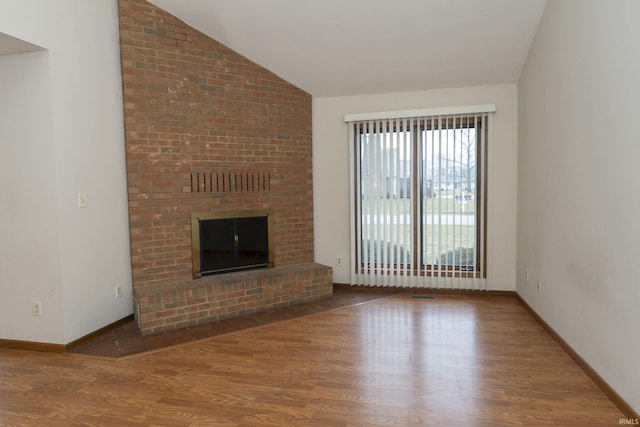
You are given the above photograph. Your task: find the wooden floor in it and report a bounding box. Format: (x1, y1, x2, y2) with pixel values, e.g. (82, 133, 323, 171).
(0, 293, 624, 426)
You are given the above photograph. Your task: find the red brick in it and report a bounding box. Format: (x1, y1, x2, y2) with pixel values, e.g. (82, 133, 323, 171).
(120, 0, 329, 335)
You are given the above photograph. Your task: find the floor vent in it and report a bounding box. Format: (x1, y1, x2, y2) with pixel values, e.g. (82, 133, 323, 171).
(411, 295, 435, 300)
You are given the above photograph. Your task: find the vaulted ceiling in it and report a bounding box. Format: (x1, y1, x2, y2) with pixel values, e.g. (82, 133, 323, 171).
(149, 0, 548, 97)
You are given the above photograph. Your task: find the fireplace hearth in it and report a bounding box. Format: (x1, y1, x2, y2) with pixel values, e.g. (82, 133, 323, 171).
(191, 210, 274, 278)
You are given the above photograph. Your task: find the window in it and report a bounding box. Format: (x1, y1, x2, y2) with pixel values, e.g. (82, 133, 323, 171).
(347, 106, 493, 289)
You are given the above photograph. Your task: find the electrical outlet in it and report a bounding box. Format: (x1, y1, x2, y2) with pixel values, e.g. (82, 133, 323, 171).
(115, 285, 123, 299)
(32, 301, 42, 316)
(525, 268, 529, 283)
(336, 256, 343, 266)
(537, 280, 542, 295)
(78, 193, 87, 208)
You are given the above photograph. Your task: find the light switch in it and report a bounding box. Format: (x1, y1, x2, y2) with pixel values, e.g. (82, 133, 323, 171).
(78, 193, 87, 208)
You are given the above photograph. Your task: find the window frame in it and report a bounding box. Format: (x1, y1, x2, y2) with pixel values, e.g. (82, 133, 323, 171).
(353, 116, 487, 278)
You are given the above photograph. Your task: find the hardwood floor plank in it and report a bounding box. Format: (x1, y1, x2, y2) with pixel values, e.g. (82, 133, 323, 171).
(0, 294, 626, 426)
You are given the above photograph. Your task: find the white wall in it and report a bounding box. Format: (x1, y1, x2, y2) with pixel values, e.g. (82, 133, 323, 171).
(0, 0, 133, 344)
(517, 0, 640, 413)
(314, 84, 518, 290)
(0, 51, 65, 343)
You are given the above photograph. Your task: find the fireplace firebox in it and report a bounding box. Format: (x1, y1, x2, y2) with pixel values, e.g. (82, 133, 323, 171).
(191, 210, 274, 278)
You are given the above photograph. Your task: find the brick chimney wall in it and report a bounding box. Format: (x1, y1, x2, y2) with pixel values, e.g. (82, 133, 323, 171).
(118, 0, 314, 293)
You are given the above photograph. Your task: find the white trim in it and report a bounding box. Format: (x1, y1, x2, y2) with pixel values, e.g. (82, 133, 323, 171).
(485, 112, 494, 290)
(344, 104, 496, 122)
(348, 121, 358, 286)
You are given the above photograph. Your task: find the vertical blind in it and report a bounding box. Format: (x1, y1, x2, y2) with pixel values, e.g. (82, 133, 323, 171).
(346, 105, 494, 289)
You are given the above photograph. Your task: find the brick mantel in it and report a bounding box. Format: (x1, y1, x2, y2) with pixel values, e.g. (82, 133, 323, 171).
(118, 0, 329, 330)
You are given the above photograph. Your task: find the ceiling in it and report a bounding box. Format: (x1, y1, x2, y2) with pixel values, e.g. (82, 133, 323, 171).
(149, 0, 547, 97)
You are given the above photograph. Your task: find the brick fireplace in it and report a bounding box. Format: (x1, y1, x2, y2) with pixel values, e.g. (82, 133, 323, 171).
(118, 0, 332, 334)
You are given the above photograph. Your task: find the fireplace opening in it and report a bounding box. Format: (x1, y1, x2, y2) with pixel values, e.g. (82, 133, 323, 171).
(191, 210, 273, 278)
